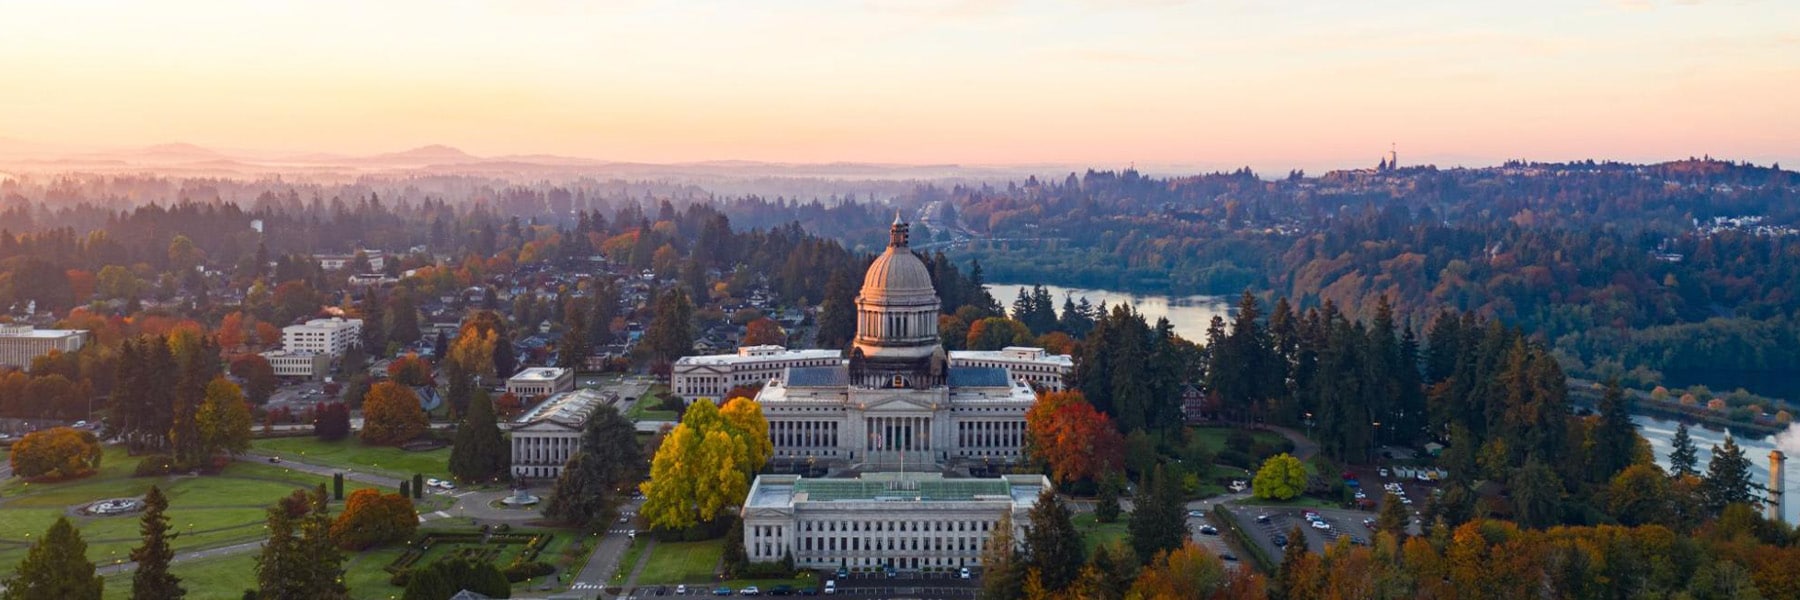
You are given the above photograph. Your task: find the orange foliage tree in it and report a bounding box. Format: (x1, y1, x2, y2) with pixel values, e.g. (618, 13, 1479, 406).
(743, 317, 786, 346)
(329, 488, 418, 550)
(386, 353, 434, 387)
(1129, 541, 1266, 600)
(10, 426, 102, 480)
(360, 381, 427, 445)
(1025, 391, 1124, 485)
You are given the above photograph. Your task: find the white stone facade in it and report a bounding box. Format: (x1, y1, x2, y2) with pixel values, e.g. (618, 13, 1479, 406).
(0, 324, 87, 368)
(506, 367, 574, 398)
(947, 347, 1071, 391)
(671, 345, 841, 404)
(282, 317, 362, 356)
(508, 388, 616, 480)
(741, 473, 1046, 571)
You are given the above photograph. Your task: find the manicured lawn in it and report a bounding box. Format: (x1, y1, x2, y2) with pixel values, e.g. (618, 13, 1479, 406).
(1073, 511, 1129, 555)
(625, 383, 681, 421)
(636, 539, 725, 584)
(102, 552, 259, 600)
(250, 437, 450, 480)
(0, 444, 382, 570)
(1186, 427, 1289, 454)
(613, 536, 649, 584)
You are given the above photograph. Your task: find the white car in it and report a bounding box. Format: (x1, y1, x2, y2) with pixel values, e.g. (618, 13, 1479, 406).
(960, 567, 971, 579)
(677, 585, 688, 595)
(426, 478, 443, 488)
(1378, 468, 1391, 478)
(439, 481, 455, 490)
(824, 581, 836, 595)
(1311, 520, 1331, 530)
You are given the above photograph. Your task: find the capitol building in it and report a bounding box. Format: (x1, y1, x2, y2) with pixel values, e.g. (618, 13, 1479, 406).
(705, 218, 1070, 573)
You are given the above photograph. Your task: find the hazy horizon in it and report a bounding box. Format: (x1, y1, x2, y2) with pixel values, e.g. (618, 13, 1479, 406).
(3, 0, 1796, 171)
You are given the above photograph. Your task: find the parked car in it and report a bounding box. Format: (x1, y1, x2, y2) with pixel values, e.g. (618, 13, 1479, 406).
(1311, 520, 1331, 530)
(823, 580, 837, 595)
(1272, 534, 1289, 547)
(960, 567, 972, 579)
(1255, 514, 1272, 524)
(712, 587, 732, 596)
(1199, 525, 1219, 535)
(1221, 551, 1239, 562)
(676, 584, 687, 595)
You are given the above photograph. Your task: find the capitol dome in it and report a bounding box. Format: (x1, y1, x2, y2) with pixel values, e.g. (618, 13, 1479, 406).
(853, 216, 941, 362)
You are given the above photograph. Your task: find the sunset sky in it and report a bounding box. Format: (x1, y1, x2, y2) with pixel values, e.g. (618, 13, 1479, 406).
(2, 0, 1795, 171)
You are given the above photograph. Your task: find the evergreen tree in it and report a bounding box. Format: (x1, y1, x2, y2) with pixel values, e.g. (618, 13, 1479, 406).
(1669, 422, 1700, 478)
(1094, 479, 1122, 524)
(815, 271, 857, 350)
(1127, 466, 1185, 562)
(256, 487, 347, 600)
(1376, 492, 1410, 540)
(129, 486, 182, 600)
(1022, 489, 1084, 593)
(1703, 435, 1756, 513)
(558, 297, 590, 369)
(543, 405, 646, 531)
(1592, 379, 1638, 482)
(587, 277, 620, 347)
(449, 389, 509, 483)
(641, 287, 694, 364)
(977, 512, 1023, 600)
(1, 517, 102, 600)
(1272, 524, 1310, 600)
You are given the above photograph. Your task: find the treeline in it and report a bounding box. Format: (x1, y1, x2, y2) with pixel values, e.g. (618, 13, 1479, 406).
(930, 160, 1800, 398)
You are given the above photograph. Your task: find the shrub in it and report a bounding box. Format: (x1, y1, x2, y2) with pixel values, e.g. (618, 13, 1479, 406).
(501, 561, 555, 582)
(330, 489, 419, 550)
(134, 454, 176, 477)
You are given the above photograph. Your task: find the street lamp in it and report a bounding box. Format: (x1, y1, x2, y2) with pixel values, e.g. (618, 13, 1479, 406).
(1303, 412, 1315, 441)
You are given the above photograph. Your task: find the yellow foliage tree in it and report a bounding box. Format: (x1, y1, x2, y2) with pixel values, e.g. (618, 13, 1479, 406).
(638, 398, 770, 530)
(197, 377, 253, 457)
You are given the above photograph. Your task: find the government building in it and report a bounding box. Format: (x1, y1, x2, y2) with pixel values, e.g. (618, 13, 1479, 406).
(741, 473, 1047, 572)
(0, 324, 88, 369)
(730, 219, 1064, 572)
(508, 388, 618, 480)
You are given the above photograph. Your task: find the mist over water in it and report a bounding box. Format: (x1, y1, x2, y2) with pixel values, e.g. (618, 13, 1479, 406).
(982, 283, 1232, 342)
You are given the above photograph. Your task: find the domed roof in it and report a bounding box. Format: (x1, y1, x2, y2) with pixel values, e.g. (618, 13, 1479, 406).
(859, 217, 937, 302)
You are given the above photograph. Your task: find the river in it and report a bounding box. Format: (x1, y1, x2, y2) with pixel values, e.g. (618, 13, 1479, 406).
(986, 283, 1800, 521)
(983, 283, 1232, 342)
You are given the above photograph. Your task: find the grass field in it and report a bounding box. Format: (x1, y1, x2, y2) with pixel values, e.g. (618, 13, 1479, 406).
(0, 445, 380, 571)
(636, 539, 725, 584)
(249, 437, 450, 480)
(1073, 511, 1130, 554)
(101, 552, 258, 600)
(625, 383, 681, 421)
(1186, 427, 1290, 454)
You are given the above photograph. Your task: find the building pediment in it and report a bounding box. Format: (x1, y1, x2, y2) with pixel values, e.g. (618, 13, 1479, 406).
(858, 394, 939, 412)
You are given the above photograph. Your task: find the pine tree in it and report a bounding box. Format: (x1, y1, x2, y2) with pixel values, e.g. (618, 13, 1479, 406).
(1592, 379, 1638, 482)
(1703, 435, 1756, 513)
(257, 487, 347, 600)
(977, 512, 1023, 600)
(1376, 492, 1409, 540)
(1669, 422, 1699, 478)
(1128, 466, 1185, 562)
(1022, 489, 1084, 593)
(1094, 479, 1121, 524)
(558, 297, 591, 370)
(449, 389, 509, 483)
(1272, 524, 1310, 600)
(129, 486, 182, 600)
(544, 405, 646, 531)
(1, 517, 102, 600)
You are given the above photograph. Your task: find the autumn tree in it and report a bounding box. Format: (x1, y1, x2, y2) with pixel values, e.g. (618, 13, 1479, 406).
(313, 402, 351, 441)
(544, 405, 645, 531)
(1129, 542, 1264, 600)
(1, 517, 102, 600)
(1253, 453, 1307, 501)
(228, 354, 278, 404)
(743, 317, 786, 347)
(129, 486, 182, 600)
(197, 377, 253, 459)
(1376, 492, 1410, 539)
(978, 511, 1024, 600)
(967, 317, 1032, 351)
(1025, 391, 1124, 485)
(449, 389, 508, 483)
(10, 427, 102, 480)
(329, 489, 418, 550)
(360, 381, 427, 445)
(385, 354, 434, 387)
(639, 398, 770, 530)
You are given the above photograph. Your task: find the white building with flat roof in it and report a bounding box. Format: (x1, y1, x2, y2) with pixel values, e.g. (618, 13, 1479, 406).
(741, 472, 1048, 572)
(506, 367, 574, 398)
(672, 345, 842, 404)
(509, 388, 617, 480)
(947, 347, 1071, 391)
(0, 324, 88, 368)
(314, 251, 385, 272)
(282, 318, 362, 356)
(259, 349, 332, 379)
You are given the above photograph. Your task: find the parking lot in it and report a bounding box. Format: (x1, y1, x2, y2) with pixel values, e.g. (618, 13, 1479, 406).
(1230, 505, 1380, 559)
(1184, 510, 1243, 570)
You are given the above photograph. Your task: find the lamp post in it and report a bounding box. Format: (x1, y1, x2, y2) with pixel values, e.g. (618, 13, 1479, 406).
(1303, 412, 1315, 441)
(1370, 421, 1382, 465)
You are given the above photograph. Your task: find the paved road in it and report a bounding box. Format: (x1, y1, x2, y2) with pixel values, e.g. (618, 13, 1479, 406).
(95, 540, 265, 576)
(567, 498, 647, 598)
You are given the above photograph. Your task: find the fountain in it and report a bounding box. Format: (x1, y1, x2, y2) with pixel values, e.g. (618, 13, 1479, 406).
(84, 498, 144, 516)
(500, 487, 540, 507)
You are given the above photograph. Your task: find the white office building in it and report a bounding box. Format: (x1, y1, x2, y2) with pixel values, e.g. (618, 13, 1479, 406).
(506, 367, 574, 398)
(0, 324, 88, 368)
(314, 251, 385, 272)
(947, 347, 1072, 391)
(672, 346, 842, 404)
(282, 318, 362, 356)
(741, 473, 1047, 571)
(509, 388, 617, 480)
(259, 349, 332, 379)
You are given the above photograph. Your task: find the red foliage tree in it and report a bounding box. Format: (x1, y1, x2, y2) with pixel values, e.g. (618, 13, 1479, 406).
(329, 489, 417, 550)
(313, 402, 352, 441)
(1025, 391, 1125, 485)
(743, 317, 786, 346)
(385, 353, 434, 387)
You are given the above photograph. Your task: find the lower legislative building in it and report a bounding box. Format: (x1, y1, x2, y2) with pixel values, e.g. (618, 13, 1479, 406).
(734, 218, 1063, 572)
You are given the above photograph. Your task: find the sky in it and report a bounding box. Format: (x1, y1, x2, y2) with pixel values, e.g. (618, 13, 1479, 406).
(0, 0, 1795, 172)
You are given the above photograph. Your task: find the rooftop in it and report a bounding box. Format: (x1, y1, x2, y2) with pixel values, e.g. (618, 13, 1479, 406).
(509, 367, 569, 381)
(946, 367, 1011, 388)
(0, 325, 86, 339)
(675, 346, 842, 367)
(948, 347, 1073, 366)
(514, 388, 614, 429)
(745, 473, 1048, 509)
